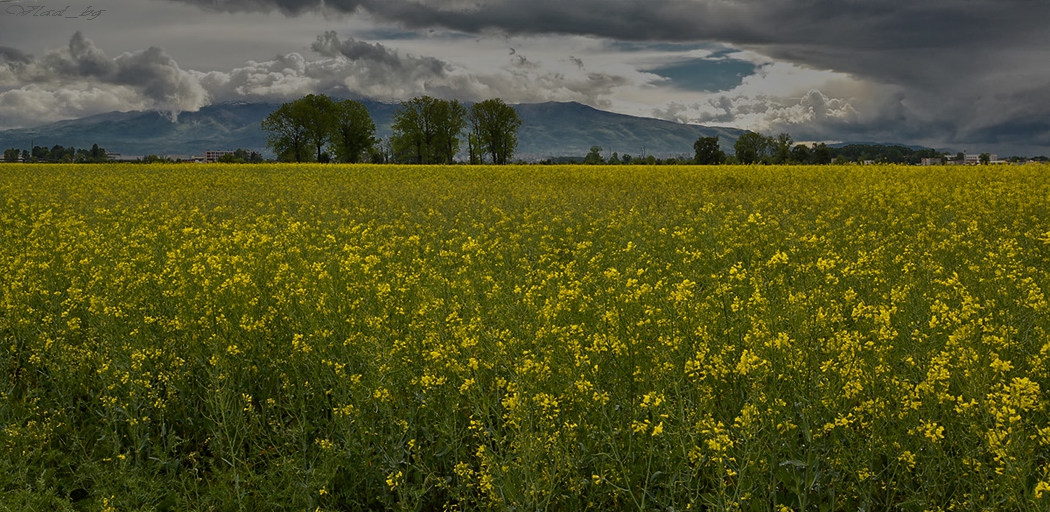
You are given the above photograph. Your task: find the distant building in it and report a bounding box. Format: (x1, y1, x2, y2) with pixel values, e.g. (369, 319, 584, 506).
(921, 157, 943, 166)
(107, 153, 144, 162)
(963, 153, 998, 165)
(204, 150, 235, 163)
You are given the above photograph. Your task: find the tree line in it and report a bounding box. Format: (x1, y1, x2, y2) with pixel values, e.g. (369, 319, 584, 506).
(3, 144, 109, 163)
(135, 150, 264, 164)
(565, 135, 833, 166)
(262, 94, 522, 165)
(832, 144, 946, 165)
(7, 103, 1034, 165)
(576, 135, 987, 166)
(693, 132, 835, 165)
(1, 145, 266, 164)
(728, 132, 833, 165)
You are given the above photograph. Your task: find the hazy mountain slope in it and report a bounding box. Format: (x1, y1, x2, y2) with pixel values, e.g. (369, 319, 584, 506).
(513, 101, 742, 160)
(0, 103, 278, 157)
(0, 100, 743, 160)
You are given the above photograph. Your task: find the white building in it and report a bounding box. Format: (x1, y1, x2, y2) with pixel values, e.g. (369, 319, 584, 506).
(204, 150, 235, 163)
(963, 153, 997, 165)
(107, 153, 144, 162)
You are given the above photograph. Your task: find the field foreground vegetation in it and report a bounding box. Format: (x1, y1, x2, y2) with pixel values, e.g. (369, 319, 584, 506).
(2, 163, 1050, 510)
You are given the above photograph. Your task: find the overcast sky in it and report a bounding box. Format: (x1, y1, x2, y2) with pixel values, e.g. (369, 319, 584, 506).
(1, 0, 1048, 155)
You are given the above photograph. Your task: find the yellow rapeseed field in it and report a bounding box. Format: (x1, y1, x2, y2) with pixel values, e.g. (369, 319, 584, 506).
(1, 163, 1049, 509)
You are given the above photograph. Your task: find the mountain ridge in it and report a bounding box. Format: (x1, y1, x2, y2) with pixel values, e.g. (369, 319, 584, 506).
(0, 100, 744, 160)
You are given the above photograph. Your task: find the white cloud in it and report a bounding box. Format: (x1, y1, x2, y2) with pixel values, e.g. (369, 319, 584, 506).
(636, 55, 870, 138)
(0, 32, 209, 124)
(188, 31, 646, 108)
(0, 84, 152, 129)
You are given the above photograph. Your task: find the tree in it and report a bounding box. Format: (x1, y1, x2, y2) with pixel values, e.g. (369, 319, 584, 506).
(330, 99, 376, 163)
(391, 96, 466, 164)
(584, 146, 604, 164)
(31, 146, 49, 162)
(772, 133, 793, 164)
(392, 97, 429, 164)
(298, 94, 337, 163)
(434, 99, 467, 164)
(262, 101, 312, 163)
(3, 148, 20, 162)
(790, 144, 812, 164)
(233, 148, 263, 163)
(263, 94, 377, 163)
(693, 135, 726, 165)
(734, 131, 769, 165)
(51, 144, 74, 163)
(371, 138, 393, 164)
(467, 98, 522, 165)
(979, 152, 991, 165)
(90, 143, 107, 162)
(828, 143, 938, 165)
(142, 154, 173, 163)
(467, 115, 483, 165)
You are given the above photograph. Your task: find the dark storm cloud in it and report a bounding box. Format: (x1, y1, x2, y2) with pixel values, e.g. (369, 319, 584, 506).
(961, 82, 1050, 149)
(169, 0, 1047, 52)
(164, 0, 1050, 90)
(56, 31, 119, 77)
(169, 0, 364, 16)
(311, 30, 402, 67)
(370, 0, 1049, 101)
(0, 46, 31, 64)
(310, 30, 446, 74)
(165, 0, 1050, 150)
